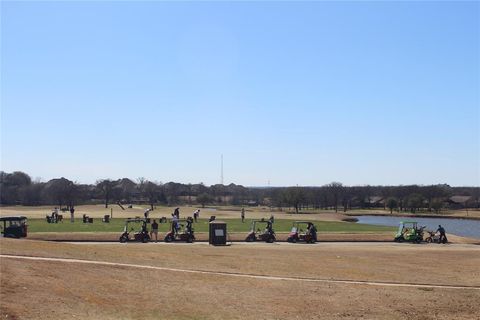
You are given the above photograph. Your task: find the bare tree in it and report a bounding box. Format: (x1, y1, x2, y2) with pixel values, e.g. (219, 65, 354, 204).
(326, 182, 344, 213)
(143, 181, 159, 210)
(197, 193, 213, 208)
(283, 187, 305, 214)
(96, 179, 115, 208)
(42, 177, 76, 208)
(386, 197, 398, 214)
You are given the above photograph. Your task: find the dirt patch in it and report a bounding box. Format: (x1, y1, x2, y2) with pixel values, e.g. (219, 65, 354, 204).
(1, 238, 479, 319)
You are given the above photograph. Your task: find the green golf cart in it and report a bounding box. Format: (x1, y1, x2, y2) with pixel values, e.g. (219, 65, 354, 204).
(394, 221, 425, 243)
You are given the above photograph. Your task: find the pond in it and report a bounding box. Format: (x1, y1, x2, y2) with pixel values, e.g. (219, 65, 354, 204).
(356, 215, 480, 239)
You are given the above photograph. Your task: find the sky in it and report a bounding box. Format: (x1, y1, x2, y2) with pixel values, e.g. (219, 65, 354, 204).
(1, 1, 479, 187)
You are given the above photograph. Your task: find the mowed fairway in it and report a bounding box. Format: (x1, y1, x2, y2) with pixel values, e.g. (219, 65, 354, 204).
(1, 239, 479, 320)
(24, 218, 394, 234)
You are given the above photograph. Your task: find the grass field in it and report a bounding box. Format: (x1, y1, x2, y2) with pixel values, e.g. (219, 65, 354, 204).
(25, 218, 396, 233)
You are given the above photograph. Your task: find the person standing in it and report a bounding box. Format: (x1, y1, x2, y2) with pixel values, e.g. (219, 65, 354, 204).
(70, 207, 75, 223)
(241, 207, 245, 223)
(172, 213, 179, 233)
(437, 225, 448, 244)
(150, 219, 159, 243)
(174, 207, 180, 219)
(307, 222, 317, 242)
(52, 208, 59, 223)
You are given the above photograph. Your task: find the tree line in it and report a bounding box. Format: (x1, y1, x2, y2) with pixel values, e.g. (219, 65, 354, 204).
(1, 171, 478, 213)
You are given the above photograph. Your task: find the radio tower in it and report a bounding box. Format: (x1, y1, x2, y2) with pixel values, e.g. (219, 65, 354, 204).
(221, 154, 224, 185)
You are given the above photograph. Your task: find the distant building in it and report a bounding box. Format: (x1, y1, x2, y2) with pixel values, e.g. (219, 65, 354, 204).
(364, 196, 385, 208)
(244, 200, 258, 207)
(445, 196, 478, 209)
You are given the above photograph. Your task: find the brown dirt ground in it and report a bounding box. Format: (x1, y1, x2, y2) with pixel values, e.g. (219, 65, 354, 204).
(1, 238, 479, 319)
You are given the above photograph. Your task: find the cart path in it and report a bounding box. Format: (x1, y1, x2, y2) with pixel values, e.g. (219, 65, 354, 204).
(62, 241, 479, 248)
(1, 254, 479, 291)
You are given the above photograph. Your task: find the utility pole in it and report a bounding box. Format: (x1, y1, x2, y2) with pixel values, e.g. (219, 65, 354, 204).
(221, 154, 224, 185)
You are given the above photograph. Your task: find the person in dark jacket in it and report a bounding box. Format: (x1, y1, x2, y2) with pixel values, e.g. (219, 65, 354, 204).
(436, 225, 448, 244)
(307, 222, 317, 242)
(150, 219, 159, 242)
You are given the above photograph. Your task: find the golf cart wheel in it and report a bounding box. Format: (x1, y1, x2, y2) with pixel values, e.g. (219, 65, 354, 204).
(119, 235, 128, 243)
(291, 238, 297, 243)
(187, 236, 193, 243)
(164, 235, 173, 243)
(426, 238, 432, 243)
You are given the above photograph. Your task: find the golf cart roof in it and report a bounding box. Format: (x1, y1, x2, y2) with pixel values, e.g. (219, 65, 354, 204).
(0, 216, 27, 221)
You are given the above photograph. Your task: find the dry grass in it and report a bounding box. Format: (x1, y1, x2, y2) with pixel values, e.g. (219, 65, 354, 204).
(1, 238, 479, 319)
(0, 204, 351, 221)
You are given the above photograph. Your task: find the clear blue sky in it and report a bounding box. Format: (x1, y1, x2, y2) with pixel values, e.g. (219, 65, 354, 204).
(1, 1, 479, 186)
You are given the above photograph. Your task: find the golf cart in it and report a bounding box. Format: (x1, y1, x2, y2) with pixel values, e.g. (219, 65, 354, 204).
(245, 219, 276, 243)
(394, 221, 425, 243)
(287, 221, 317, 243)
(164, 217, 195, 243)
(119, 218, 151, 243)
(0, 216, 28, 238)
